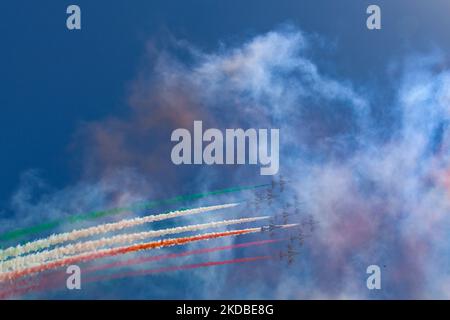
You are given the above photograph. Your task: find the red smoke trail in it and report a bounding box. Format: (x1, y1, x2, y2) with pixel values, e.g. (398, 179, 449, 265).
(0, 282, 41, 299)
(0, 263, 63, 298)
(86, 238, 281, 273)
(0, 256, 271, 299)
(0, 229, 255, 283)
(87, 256, 270, 284)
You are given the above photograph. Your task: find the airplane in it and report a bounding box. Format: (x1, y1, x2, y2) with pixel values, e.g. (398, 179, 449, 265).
(251, 192, 264, 210)
(271, 179, 276, 190)
(289, 229, 308, 246)
(260, 223, 298, 234)
(293, 194, 302, 215)
(266, 188, 274, 205)
(280, 208, 292, 224)
(246, 189, 280, 210)
(271, 203, 299, 224)
(260, 223, 283, 233)
(302, 215, 319, 232)
(270, 175, 287, 192)
(279, 243, 300, 265)
(281, 210, 289, 225)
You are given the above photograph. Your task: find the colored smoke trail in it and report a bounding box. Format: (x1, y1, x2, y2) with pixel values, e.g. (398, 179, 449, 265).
(0, 256, 270, 299)
(2, 216, 268, 272)
(88, 256, 270, 284)
(0, 183, 269, 243)
(86, 238, 281, 272)
(0, 239, 280, 298)
(0, 228, 261, 282)
(0, 282, 40, 299)
(0, 203, 238, 261)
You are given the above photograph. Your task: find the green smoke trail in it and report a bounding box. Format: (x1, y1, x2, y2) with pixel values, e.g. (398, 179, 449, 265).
(0, 183, 270, 243)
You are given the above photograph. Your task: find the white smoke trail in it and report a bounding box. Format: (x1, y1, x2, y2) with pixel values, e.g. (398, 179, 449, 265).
(0, 216, 268, 273)
(0, 203, 238, 261)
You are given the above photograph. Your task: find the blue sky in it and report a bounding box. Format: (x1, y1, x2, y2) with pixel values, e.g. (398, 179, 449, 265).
(1, 1, 450, 299)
